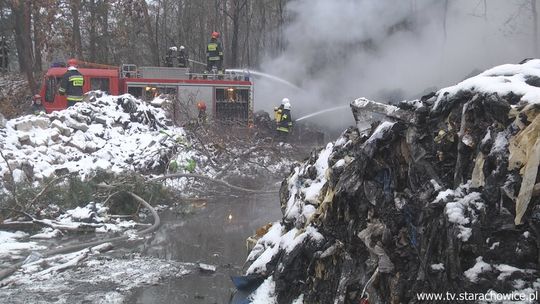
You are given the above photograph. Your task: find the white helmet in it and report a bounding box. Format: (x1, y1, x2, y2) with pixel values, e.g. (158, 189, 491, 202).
(179, 45, 185, 50)
(169, 46, 177, 51)
(284, 102, 291, 110)
(281, 97, 290, 105)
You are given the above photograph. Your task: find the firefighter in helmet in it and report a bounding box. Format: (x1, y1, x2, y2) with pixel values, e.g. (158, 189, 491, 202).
(274, 97, 289, 125)
(165, 46, 177, 67)
(178, 45, 188, 68)
(276, 100, 292, 142)
(197, 101, 207, 125)
(58, 59, 84, 107)
(206, 31, 223, 74)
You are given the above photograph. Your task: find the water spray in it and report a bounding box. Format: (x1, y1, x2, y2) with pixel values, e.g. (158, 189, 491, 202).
(295, 105, 349, 122)
(227, 68, 301, 90)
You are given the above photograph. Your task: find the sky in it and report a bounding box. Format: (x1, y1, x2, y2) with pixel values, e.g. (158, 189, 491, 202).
(253, 0, 537, 130)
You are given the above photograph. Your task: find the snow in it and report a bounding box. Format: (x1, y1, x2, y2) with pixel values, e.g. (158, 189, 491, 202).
(0, 231, 45, 259)
(249, 276, 277, 304)
(431, 263, 445, 271)
(364, 121, 395, 145)
(434, 59, 540, 110)
(247, 223, 284, 274)
(29, 228, 63, 239)
(495, 264, 522, 280)
(283, 143, 333, 223)
(494, 264, 535, 281)
(490, 242, 500, 250)
(465, 256, 492, 283)
(247, 224, 324, 274)
(292, 294, 305, 304)
(333, 159, 345, 168)
(0, 93, 196, 183)
(433, 185, 484, 242)
(1, 252, 193, 303)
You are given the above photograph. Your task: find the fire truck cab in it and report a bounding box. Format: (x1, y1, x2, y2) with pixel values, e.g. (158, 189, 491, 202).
(37, 61, 254, 125)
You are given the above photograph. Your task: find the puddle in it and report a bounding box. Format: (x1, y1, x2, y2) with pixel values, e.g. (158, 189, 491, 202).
(126, 193, 282, 304)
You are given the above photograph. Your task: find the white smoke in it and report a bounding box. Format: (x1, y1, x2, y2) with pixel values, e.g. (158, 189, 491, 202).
(253, 0, 537, 130)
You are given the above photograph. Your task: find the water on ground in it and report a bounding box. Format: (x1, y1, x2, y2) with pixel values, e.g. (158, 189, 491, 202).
(126, 193, 282, 304)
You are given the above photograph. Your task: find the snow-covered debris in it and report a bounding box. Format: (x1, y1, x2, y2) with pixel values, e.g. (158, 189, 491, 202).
(0, 93, 193, 183)
(249, 276, 277, 304)
(0, 252, 193, 303)
(464, 256, 492, 283)
(434, 59, 540, 111)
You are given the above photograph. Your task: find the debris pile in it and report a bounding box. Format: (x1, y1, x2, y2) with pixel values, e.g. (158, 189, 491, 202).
(0, 93, 189, 184)
(243, 60, 540, 303)
(0, 93, 294, 191)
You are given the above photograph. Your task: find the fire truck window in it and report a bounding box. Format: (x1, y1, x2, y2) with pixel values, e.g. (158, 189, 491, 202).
(216, 88, 226, 101)
(128, 87, 143, 98)
(159, 87, 177, 95)
(237, 89, 249, 102)
(90, 78, 110, 93)
(45, 77, 56, 103)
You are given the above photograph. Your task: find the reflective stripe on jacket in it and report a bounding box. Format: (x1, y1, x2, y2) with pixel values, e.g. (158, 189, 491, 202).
(59, 69, 84, 102)
(277, 109, 292, 132)
(207, 39, 223, 61)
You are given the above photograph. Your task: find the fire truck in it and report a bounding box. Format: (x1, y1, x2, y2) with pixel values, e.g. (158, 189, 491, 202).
(35, 60, 254, 125)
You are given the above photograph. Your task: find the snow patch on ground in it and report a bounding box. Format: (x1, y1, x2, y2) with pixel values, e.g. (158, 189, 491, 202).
(0, 253, 193, 303)
(0, 231, 45, 260)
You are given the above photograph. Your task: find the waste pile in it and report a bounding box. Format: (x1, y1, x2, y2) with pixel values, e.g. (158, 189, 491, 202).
(243, 60, 540, 303)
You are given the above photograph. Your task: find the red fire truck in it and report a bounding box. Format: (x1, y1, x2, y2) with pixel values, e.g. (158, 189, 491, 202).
(35, 60, 254, 125)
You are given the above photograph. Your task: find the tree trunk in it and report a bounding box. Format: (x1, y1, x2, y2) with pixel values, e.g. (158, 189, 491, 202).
(89, 0, 97, 61)
(10, 0, 37, 93)
(31, 2, 42, 72)
(100, 0, 110, 64)
(71, 0, 83, 59)
(140, 0, 159, 65)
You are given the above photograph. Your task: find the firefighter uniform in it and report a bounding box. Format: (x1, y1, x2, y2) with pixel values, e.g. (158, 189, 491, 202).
(59, 67, 84, 107)
(206, 38, 223, 73)
(178, 46, 188, 68)
(274, 105, 284, 124)
(276, 106, 292, 141)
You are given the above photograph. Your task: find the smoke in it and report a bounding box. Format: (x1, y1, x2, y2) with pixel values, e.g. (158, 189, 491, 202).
(253, 0, 536, 130)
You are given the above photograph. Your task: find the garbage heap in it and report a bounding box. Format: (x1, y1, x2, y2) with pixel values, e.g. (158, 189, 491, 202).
(245, 60, 540, 303)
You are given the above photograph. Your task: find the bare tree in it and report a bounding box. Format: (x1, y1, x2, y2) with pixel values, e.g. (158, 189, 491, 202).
(9, 0, 37, 93)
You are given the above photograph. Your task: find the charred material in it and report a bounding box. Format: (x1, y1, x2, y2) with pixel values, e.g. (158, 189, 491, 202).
(244, 60, 540, 303)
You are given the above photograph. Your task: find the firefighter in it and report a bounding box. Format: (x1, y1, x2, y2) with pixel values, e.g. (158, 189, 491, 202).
(276, 102, 292, 142)
(178, 45, 188, 68)
(274, 97, 289, 125)
(165, 46, 177, 67)
(58, 59, 84, 107)
(197, 101, 207, 125)
(206, 31, 223, 74)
